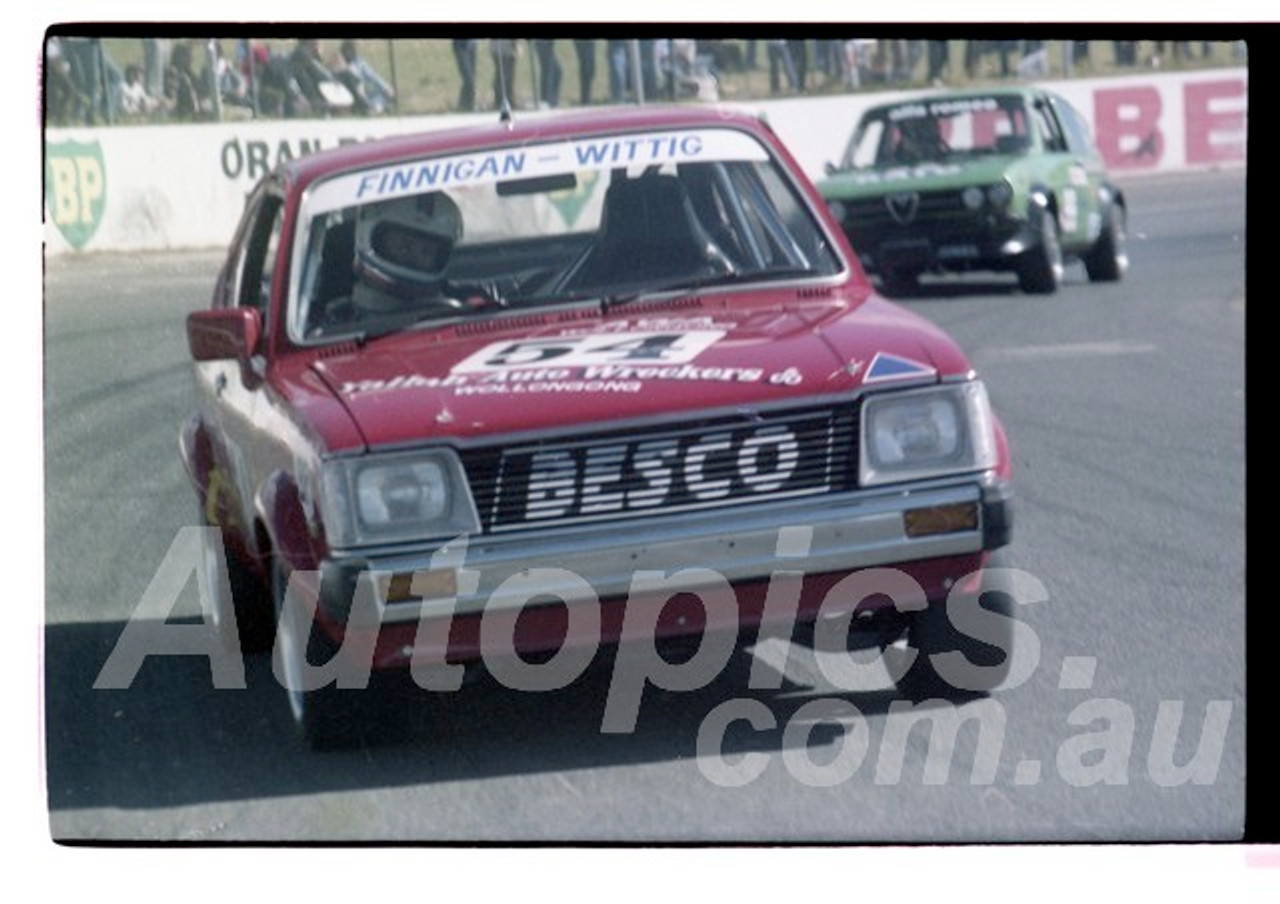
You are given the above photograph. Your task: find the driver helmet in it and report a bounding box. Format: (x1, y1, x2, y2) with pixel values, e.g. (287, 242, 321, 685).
(899, 116, 942, 150)
(351, 192, 463, 312)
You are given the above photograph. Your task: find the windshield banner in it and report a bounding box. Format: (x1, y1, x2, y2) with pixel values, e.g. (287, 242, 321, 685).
(306, 129, 770, 216)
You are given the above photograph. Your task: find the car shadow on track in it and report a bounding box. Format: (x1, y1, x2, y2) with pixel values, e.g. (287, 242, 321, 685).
(44, 616, 984, 815)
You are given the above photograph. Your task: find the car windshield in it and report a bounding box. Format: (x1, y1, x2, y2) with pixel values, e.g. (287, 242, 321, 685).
(843, 95, 1032, 169)
(290, 126, 844, 343)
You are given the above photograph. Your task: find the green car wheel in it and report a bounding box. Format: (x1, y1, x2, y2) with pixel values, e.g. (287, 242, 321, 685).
(1017, 210, 1063, 295)
(1084, 203, 1128, 283)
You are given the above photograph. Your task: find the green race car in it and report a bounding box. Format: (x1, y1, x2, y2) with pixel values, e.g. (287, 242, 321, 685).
(816, 86, 1129, 296)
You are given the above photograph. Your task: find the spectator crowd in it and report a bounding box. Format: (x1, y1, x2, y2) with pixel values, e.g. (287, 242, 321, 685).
(46, 36, 399, 125)
(44, 36, 1245, 128)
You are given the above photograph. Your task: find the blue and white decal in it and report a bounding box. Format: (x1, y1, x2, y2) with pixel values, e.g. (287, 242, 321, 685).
(452, 330, 726, 374)
(305, 129, 770, 216)
(861, 352, 937, 384)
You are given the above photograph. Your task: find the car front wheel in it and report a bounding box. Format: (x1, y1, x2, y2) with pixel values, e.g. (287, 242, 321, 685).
(1017, 210, 1064, 295)
(270, 559, 407, 750)
(1084, 203, 1128, 282)
(893, 557, 1016, 702)
(199, 510, 275, 655)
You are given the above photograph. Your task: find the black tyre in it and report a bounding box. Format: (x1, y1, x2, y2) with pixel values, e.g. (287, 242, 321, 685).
(1084, 203, 1128, 283)
(271, 559, 408, 750)
(893, 558, 1016, 702)
(199, 512, 275, 655)
(1016, 208, 1063, 295)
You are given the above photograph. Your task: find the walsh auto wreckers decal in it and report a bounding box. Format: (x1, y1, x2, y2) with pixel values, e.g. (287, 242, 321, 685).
(339, 319, 806, 398)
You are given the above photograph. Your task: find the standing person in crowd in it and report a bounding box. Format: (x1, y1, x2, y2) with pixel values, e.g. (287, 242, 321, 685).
(235, 39, 297, 117)
(490, 38, 518, 111)
(1017, 40, 1049, 78)
(787, 39, 808, 92)
(842, 40, 875, 89)
(659, 39, 718, 101)
(766, 39, 799, 95)
(289, 39, 351, 116)
(164, 40, 206, 120)
(640, 39, 660, 99)
(143, 38, 169, 100)
(452, 38, 477, 111)
(927, 39, 950, 84)
(62, 37, 123, 124)
(814, 39, 839, 84)
(573, 39, 595, 105)
(335, 39, 395, 114)
(993, 39, 1018, 78)
(45, 38, 86, 124)
(531, 39, 562, 108)
(1072, 41, 1092, 71)
(965, 39, 985, 79)
(607, 39, 630, 103)
(205, 40, 252, 113)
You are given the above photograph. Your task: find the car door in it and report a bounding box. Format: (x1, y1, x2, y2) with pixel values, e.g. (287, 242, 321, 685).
(197, 184, 286, 548)
(1048, 93, 1112, 250)
(1030, 92, 1100, 254)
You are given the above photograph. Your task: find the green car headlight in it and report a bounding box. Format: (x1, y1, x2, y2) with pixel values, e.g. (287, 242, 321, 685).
(321, 449, 480, 548)
(987, 181, 1014, 208)
(962, 186, 986, 210)
(860, 381, 998, 487)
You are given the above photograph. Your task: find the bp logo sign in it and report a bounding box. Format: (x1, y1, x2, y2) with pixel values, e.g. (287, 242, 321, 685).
(45, 140, 106, 250)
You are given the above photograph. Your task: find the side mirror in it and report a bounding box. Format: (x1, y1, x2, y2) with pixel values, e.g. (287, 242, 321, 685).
(824, 161, 837, 176)
(188, 307, 265, 390)
(188, 307, 262, 362)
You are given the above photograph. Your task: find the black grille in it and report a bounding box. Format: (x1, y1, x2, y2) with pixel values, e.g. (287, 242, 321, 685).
(462, 405, 858, 533)
(845, 190, 974, 231)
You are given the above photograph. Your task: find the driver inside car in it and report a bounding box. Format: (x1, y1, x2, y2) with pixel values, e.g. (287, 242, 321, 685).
(888, 116, 949, 165)
(316, 191, 466, 331)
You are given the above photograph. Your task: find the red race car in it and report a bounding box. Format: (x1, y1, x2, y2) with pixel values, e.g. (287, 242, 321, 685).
(181, 106, 1014, 748)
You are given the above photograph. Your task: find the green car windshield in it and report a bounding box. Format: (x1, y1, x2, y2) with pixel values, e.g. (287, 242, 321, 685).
(843, 95, 1033, 169)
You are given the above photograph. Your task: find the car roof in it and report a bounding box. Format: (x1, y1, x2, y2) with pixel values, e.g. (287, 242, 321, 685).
(281, 105, 775, 192)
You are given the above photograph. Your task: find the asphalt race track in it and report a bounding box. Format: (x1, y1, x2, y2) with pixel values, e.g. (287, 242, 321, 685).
(42, 167, 1246, 844)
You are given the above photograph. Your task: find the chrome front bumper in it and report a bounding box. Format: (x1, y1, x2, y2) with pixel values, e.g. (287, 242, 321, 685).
(323, 475, 1011, 629)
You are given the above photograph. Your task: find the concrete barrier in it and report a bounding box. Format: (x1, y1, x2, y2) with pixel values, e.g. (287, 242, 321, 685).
(44, 67, 1246, 255)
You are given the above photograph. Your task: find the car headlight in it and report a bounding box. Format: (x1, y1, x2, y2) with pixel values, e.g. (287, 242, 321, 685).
(320, 449, 480, 548)
(859, 381, 998, 487)
(827, 200, 848, 224)
(987, 181, 1013, 208)
(962, 186, 986, 210)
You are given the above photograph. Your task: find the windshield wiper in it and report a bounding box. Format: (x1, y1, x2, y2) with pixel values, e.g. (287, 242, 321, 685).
(348, 309, 467, 346)
(494, 266, 823, 316)
(347, 284, 515, 345)
(598, 266, 820, 311)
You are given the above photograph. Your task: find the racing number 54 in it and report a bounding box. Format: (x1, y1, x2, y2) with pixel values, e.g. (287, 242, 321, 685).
(476, 331, 724, 369)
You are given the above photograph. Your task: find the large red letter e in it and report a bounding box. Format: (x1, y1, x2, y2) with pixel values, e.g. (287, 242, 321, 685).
(1185, 79, 1246, 165)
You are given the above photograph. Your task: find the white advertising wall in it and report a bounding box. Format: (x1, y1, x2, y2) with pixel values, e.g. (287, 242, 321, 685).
(43, 68, 1246, 256)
